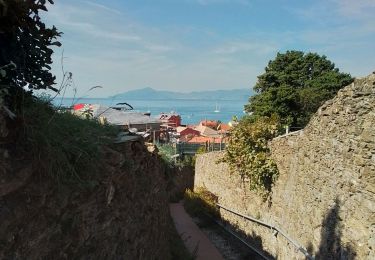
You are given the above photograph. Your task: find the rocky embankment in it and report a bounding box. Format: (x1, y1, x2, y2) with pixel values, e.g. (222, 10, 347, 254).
(0, 130, 171, 259)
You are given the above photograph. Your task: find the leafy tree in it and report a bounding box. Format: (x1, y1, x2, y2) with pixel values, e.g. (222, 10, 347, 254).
(221, 115, 281, 193)
(0, 0, 61, 108)
(245, 51, 353, 127)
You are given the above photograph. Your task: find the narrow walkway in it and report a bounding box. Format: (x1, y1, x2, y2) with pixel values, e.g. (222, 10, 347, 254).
(170, 202, 224, 260)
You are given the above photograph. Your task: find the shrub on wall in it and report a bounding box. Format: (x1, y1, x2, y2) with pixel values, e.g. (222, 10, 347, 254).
(221, 115, 281, 193)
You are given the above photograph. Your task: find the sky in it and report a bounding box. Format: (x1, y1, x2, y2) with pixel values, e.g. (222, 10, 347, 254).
(43, 0, 375, 97)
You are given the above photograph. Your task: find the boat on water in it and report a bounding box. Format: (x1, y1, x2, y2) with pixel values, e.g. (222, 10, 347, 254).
(214, 102, 220, 113)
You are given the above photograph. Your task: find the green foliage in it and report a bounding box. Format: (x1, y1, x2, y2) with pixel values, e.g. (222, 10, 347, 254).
(158, 144, 197, 168)
(158, 144, 176, 165)
(180, 155, 195, 168)
(221, 115, 281, 193)
(245, 50, 353, 127)
(21, 95, 118, 185)
(0, 0, 61, 96)
(184, 187, 219, 218)
(195, 146, 207, 155)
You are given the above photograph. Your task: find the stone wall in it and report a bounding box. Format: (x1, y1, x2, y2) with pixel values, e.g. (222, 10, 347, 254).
(167, 165, 195, 202)
(0, 141, 172, 259)
(195, 73, 375, 259)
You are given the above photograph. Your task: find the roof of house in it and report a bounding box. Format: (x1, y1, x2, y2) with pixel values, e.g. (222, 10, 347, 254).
(159, 113, 181, 120)
(194, 125, 220, 137)
(217, 123, 231, 133)
(186, 136, 226, 144)
(176, 126, 187, 133)
(178, 127, 200, 135)
(199, 120, 218, 128)
(77, 104, 161, 126)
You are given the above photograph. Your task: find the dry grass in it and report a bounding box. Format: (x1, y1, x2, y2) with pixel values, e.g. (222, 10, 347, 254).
(18, 95, 119, 186)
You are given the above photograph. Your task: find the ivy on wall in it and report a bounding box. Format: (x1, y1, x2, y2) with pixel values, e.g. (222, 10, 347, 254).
(220, 115, 281, 194)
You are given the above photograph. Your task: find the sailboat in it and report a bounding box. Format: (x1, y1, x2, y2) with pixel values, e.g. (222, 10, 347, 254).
(214, 102, 220, 113)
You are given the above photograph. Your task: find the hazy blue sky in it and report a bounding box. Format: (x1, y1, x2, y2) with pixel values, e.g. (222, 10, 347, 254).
(44, 0, 375, 97)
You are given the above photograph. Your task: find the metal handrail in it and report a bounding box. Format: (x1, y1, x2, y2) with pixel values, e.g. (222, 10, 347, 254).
(216, 203, 314, 260)
(204, 212, 271, 260)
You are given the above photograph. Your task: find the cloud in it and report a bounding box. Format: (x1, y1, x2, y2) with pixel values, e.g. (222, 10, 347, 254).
(213, 41, 278, 55)
(333, 0, 375, 17)
(187, 0, 251, 6)
(44, 0, 374, 98)
(290, 0, 375, 24)
(283, 0, 375, 75)
(82, 0, 122, 15)
(46, 3, 141, 43)
(44, 0, 187, 96)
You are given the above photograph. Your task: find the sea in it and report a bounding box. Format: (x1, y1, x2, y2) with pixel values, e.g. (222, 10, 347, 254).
(54, 98, 248, 125)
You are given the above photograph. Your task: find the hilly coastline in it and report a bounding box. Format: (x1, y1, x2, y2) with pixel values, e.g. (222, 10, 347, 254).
(111, 87, 252, 101)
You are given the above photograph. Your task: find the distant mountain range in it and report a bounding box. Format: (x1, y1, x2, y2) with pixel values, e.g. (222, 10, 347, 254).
(111, 87, 253, 101)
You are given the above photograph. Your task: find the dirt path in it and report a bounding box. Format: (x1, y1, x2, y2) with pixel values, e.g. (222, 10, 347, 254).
(170, 202, 224, 260)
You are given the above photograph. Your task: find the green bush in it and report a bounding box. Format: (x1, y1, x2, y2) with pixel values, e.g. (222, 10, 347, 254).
(221, 115, 281, 194)
(157, 144, 176, 165)
(183, 187, 219, 218)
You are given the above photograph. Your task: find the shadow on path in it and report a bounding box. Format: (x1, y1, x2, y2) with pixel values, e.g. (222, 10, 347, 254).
(170, 202, 224, 260)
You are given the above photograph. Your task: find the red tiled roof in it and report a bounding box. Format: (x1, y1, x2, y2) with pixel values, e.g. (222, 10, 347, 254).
(180, 128, 200, 137)
(199, 120, 218, 128)
(160, 114, 179, 120)
(187, 136, 227, 144)
(218, 123, 231, 133)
